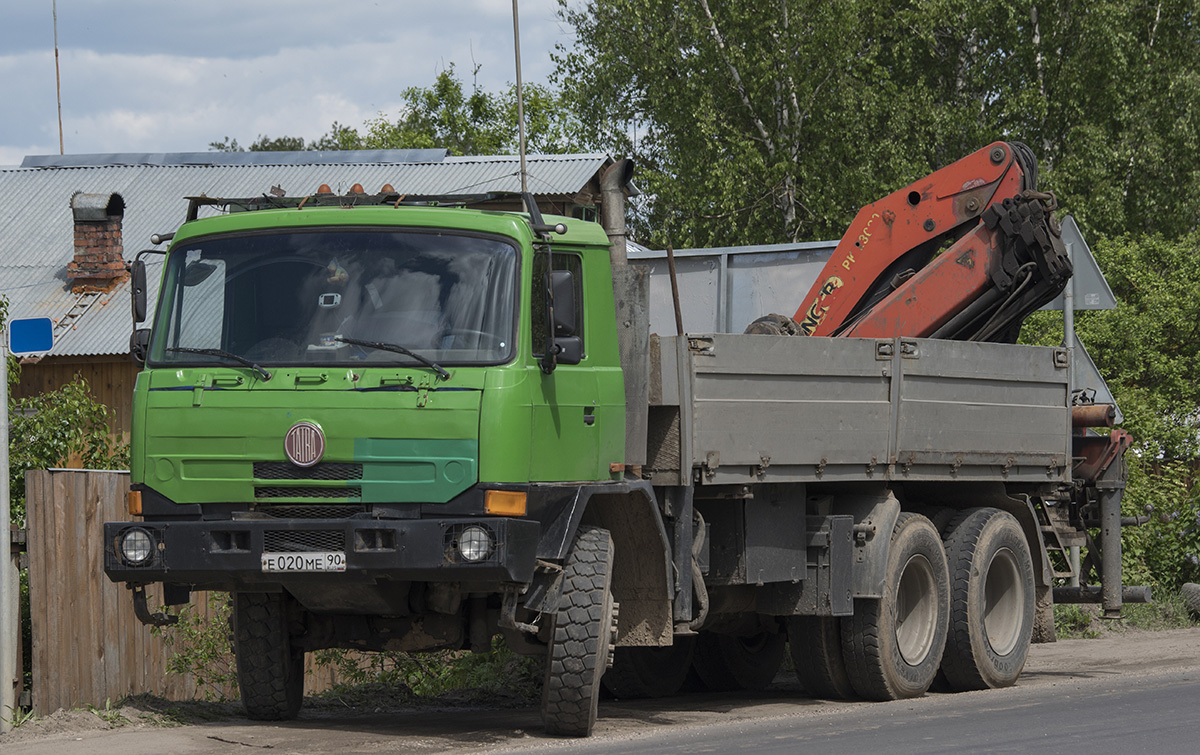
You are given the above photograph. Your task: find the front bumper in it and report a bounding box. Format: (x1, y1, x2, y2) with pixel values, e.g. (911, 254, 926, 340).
(103, 516, 540, 589)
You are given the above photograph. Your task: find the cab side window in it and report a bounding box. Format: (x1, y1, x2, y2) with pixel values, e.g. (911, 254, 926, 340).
(531, 252, 583, 357)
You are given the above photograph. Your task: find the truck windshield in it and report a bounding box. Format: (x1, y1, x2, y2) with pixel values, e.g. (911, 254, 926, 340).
(149, 228, 518, 367)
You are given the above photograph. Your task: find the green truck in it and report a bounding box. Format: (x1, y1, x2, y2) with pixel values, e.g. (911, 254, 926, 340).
(105, 148, 1137, 737)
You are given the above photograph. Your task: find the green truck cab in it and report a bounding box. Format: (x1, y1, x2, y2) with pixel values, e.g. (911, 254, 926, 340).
(105, 194, 660, 735)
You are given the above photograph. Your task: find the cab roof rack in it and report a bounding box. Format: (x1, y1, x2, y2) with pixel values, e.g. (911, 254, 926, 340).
(184, 188, 521, 222)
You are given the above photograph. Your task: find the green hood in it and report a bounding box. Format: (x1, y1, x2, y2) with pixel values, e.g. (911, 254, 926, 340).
(138, 366, 481, 505)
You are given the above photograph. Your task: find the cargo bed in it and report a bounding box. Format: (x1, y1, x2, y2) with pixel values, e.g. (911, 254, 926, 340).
(647, 333, 1071, 487)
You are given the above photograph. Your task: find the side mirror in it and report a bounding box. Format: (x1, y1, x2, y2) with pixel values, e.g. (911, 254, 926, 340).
(131, 259, 147, 323)
(130, 328, 150, 365)
(549, 270, 576, 337)
(554, 336, 583, 365)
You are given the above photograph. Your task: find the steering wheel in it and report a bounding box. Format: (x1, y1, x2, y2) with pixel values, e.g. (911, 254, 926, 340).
(439, 329, 504, 350)
(244, 337, 299, 361)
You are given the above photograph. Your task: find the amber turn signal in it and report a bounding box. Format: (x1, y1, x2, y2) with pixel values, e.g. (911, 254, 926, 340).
(127, 490, 143, 517)
(484, 490, 526, 516)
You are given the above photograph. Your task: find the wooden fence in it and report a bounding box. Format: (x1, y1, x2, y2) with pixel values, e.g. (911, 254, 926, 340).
(25, 468, 341, 714)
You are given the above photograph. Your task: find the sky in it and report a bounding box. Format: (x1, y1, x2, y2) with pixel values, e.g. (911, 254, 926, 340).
(0, 0, 568, 166)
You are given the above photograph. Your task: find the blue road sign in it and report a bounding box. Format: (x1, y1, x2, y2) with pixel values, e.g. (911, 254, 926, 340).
(8, 317, 54, 354)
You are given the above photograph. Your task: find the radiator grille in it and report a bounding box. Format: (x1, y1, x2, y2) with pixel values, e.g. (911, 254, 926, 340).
(254, 462, 363, 481)
(263, 530, 344, 553)
(258, 504, 365, 519)
(254, 486, 361, 500)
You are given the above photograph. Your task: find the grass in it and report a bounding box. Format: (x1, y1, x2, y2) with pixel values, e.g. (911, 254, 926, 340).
(1054, 604, 1103, 639)
(1, 706, 38, 729)
(87, 698, 129, 725)
(1054, 584, 1200, 639)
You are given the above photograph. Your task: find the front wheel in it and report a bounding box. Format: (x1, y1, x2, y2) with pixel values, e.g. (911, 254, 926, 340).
(841, 512, 950, 700)
(233, 591, 304, 720)
(542, 525, 616, 737)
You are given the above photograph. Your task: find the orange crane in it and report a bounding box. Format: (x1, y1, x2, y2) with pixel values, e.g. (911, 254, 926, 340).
(790, 141, 1072, 342)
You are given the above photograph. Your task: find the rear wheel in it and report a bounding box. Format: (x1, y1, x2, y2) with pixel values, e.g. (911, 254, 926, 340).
(541, 526, 616, 737)
(602, 636, 696, 699)
(233, 591, 304, 720)
(841, 512, 950, 700)
(788, 616, 856, 699)
(691, 629, 786, 691)
(940, 508, 1035, 690)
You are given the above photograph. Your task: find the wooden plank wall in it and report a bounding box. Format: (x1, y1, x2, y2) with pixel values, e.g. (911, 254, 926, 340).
(27, 469, 193, 713)
(12, 357, 139, 442)
(26, 469, 344, 714)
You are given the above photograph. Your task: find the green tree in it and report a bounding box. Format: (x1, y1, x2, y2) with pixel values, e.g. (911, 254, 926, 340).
(209, 134, 308, 152)
(1022, 232, 1200, 460)
(1020, 232, 1200, 593)
(1076, 233, 1200, 460)
(555, 0, 1200, 247)
(211, 66, 587, 156)
(350, 66, 583, 154)
(556, 0, 931, 247)
(888, 0, 1200, 239)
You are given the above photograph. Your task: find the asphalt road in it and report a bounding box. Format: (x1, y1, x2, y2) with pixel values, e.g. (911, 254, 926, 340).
(527, 670, 1200, 755)
(4, 628, 1199, 754)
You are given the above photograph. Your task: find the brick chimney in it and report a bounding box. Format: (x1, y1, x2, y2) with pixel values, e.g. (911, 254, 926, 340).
(67, 191, 126, 289)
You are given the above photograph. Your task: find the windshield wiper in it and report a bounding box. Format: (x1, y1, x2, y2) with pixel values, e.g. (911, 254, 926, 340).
(334, 336, 450, 380)
(166, 347, 272, 382)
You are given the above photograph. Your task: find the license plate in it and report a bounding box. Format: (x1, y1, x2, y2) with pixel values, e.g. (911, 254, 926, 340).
(261, 551, 346, 572)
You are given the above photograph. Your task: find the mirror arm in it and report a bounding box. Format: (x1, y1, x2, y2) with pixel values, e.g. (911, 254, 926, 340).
(539, 266, 559, 375)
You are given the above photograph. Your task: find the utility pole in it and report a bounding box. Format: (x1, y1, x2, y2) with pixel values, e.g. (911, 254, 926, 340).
(512, 0, 528, 195)
(1, 329, 13, 732)
(54, 0, 64, 155)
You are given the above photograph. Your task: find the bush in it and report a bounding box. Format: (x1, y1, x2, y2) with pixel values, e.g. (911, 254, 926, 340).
(1121, 458, 1200, 591)
(150, 593, 238, 701)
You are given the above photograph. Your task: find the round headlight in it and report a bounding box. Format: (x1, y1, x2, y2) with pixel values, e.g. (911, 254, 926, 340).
(457, 525, 493, 563)
(120, 528, 154, 565)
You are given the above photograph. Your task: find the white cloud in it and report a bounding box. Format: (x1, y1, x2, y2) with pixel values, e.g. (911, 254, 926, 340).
(2, 1, 566, 159)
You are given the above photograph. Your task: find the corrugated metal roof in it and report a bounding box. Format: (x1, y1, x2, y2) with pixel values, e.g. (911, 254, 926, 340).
(0, 153, 611, 358)
(21, 149, 450, 168)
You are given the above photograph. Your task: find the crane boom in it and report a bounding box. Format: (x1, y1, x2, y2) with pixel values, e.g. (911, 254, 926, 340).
(790, 142, 1071, 342)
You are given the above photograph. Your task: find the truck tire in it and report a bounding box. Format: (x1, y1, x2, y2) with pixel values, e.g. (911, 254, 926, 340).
(233, 591, 304, 720)
(602, 637, 696, 699)
(542, 525, 616, 737)
(1183, 583, 1200, 620)
(788, 616, 856, 699)
(841, 512, 950, 700)
(691, 630, 786, 691)
(940, 508, 1035, 690)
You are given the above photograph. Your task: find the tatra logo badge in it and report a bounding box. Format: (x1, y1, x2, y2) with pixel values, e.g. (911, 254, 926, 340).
(284, 421, 325, 467)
